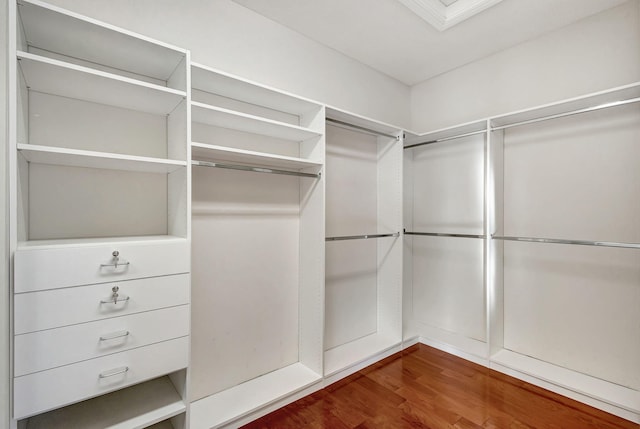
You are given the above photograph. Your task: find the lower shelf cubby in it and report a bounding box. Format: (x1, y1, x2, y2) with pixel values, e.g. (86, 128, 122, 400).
(19, 376, 186, 429)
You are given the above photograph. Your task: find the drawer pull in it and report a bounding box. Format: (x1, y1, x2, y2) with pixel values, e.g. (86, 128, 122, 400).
(98, 366, 129, 379)
(100, 286, 130, 305)
(100, 250, 130, 269)
(99, 330, 130, 341)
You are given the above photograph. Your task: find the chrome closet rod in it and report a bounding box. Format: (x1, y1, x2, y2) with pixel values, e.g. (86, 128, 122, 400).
(404, 231, 484, 239)
(403, 129, 486, 150)
(325, 232, 400, 242)
(493, 235, 640, 250)
(491, 97, 640, 131)
(326, 118, 399, 140)
(191, 160, 320, 178)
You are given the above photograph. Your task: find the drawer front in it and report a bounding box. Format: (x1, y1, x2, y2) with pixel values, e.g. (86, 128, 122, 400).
(14, 336, 189, 419)
(15, 304, 190, 377)
(15, 274, 189, 334)
(14, 239, 189, 293)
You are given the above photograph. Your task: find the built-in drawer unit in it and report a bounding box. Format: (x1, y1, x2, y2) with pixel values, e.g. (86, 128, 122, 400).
(14, 336, 189, 419)
(14, 273, 189, 335)
(15, 304, 190, 376)
(14, 239, 189, 293)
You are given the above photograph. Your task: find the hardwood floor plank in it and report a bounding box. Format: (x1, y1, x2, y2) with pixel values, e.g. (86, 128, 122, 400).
(242, 345, 638, 429)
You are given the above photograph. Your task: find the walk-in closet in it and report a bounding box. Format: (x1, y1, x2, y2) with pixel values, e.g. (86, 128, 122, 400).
(2, 0, 639, 427)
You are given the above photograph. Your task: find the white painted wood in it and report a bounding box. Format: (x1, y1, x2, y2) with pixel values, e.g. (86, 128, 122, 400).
(190, 167, 300, 400)
(14, 338, 189, 419)
(191, 102, 321, 142)
(189, 363, 321, 429)
(191, 62, 322, 120)
(191, 142, 322, 171)
(491, 349, 640, 415)
(14, 238, 188, 292)
(25, 378, 185, 429)
(168, 168, 189, 240)
(18, 144, 185, 173)
(417, 328, 488, 362)
(325, 239, 377, 349)
(503, 241, 640, 391)
(402, 149, 416, 341)
(14, 274, 190, 334)
(18, 0, 187, 83)
(326, 107, 401, 137)
(27, 91, 168, 158)
(411, 133, 484, 234)
(15, 304, 189, 376)
(412, 236, 486, 342)
(324, 333, 401, 379)
(491, 81, 640, 128)
(503, 102, 640, 243)
(18, 51, 185, 115)
(406, 119, 486, 145)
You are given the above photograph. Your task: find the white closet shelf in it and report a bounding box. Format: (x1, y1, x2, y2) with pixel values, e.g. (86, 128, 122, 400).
(491, 349, 640, 415)
(191, 102, 322, 142)
(326, 107, 400, 138)
(191, 142, 322, 172)
(324, 333, 402, 378)
(22, 376, 186, 429)
(490, 82, 640, 129)
(192, 63, 322, 117)
(190, 363, 321, 429)
(18, 0, 186, 81)
(17, 235, 187, 251)
(405, 120, 487, 148)
(17, 51, 186, 115)
(18, 144, 186, 173)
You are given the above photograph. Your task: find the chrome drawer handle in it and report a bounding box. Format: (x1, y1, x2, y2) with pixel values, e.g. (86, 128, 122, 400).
(98, 366, 129, 379)
(100, 251, 130, 269)
(99, 330, 130, 341)
(100, 286, 130, 305)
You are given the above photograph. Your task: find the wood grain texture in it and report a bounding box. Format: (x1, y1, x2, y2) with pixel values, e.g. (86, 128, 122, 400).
(243, 344, 637, 429)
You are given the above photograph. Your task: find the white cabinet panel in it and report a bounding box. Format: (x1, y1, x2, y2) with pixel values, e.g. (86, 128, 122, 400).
(411, 134, 484, 235)
(412, 236, 485, 342)
(14, 274, 189, 334)
(14, 337, 189, 419)
(14, 240, 189, 292)
(504, 241, 640, 391)
(325, 240, 377, 350)
(503, 103, 640, 242)
(15, 305, 189, 376)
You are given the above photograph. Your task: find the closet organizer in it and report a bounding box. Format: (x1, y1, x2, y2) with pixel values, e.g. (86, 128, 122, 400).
(324, 111, 403, 383)
(6, 0, 640, 427)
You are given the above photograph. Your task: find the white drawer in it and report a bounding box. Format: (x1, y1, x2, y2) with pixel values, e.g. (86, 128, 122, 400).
(14, 336, 189, 419)
(15, 274, 189, 334)
(15, 305, 190, 377)
(14, 239, 189, 293)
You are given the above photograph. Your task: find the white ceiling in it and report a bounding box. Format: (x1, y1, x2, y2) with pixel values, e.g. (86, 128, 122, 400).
(232, 0, 628, 86)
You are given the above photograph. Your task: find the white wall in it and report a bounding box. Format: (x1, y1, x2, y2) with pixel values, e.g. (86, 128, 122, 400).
(1, 0, 9, 425)
(411, 0, 640, 131)
(44, 0, 411, 128)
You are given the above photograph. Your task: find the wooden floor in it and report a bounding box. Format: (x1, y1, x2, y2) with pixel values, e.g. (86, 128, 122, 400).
(243, 344, 638, 429)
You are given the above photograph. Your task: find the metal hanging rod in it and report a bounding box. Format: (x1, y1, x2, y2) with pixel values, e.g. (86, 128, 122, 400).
(493, 235, 640, 250)
(403, 129, 486, 150)
(491, 97, 640, 131)
(325, 232, 400, 242)
(404, 231, 485, 239)
(191, 160, 320, 178)
(326, 118, 399, 140)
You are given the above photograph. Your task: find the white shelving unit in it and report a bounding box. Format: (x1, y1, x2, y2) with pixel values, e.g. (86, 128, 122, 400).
(323, 108, 404, 383)
(189, 62, 325, 428)
(9, 1, 191, 428)
(402, 119, 489, 363)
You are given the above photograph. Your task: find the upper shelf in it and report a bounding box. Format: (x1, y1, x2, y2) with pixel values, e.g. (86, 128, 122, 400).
(18, 0, 186, 82)
(18, 144, 186, 174)
(191, 63, 322, 117)
(191, 102, 322, 142)
(191, 142, 322, 172)
(404, 120, 487, 148)
(326, 106, 402, 139)
(490, 82, 640, 129)
(18, 51, 186, 115)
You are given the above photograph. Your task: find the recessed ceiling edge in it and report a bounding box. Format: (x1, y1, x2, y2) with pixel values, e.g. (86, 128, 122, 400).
(396, 0, 506, 31)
